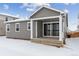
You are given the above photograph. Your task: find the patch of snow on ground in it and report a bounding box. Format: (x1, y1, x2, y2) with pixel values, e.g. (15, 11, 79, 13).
(0, 36, 79, 56)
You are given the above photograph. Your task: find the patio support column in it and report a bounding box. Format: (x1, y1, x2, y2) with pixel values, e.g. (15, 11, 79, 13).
(31, 20, 33, 39)
(59, 15, 63, 41)
(36, 21, 37, 38)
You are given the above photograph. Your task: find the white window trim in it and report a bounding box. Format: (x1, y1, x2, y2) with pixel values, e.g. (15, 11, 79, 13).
(27, 22, 31, 31)
(15, 23, 20, 32)
(6, 24, 10, 32)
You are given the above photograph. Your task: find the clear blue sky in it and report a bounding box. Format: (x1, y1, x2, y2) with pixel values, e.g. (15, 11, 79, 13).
(0, 3, 79, 31)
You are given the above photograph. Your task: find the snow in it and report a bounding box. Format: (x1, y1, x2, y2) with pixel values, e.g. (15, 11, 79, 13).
(0, 36, 79, 56)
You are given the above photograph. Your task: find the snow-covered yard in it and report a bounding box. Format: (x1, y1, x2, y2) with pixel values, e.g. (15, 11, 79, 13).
(0, 36, 79, 56)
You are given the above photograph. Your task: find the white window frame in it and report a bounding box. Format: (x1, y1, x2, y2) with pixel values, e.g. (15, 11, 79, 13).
(6, 24, 10, 32)
(27, 22, 31, 31)
(15, 23, 20, 32)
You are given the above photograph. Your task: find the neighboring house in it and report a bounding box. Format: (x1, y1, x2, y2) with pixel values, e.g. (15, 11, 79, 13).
(0, 13, 19, 36)
(6, 6, 68, 47)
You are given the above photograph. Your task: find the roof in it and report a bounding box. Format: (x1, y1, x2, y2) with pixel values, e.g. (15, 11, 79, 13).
(0, 13, 19, 19)
(5, 19, 30, 23)
(29, 6, 64, 19)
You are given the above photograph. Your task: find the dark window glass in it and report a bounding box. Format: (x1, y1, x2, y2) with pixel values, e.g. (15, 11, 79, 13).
(16, 24, 20, 31)
(7, 24, 10, 31)
(53, 23, 59, 36)
(7, 28, 9, 31)
(16, 28, 19, 31)
(28, 23, 30, 29)
(44, 24, 47, 36)
(6, 17, 8, 21)
(27, 23, 30, 30)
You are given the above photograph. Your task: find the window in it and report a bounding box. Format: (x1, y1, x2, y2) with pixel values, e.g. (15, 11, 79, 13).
(27, 22, 30, 30)
(6, 24, 10, 32)
(15, 23, 20, 32)
(5, 17, 8, 21)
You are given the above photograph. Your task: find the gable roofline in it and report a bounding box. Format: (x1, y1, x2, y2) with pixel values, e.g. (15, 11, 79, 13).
(0, 13, 19, 19)
(29, 6, 64, 19)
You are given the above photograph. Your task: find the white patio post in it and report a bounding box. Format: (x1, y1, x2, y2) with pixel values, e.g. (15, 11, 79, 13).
(59, 15, 63, 41)
(36, 21, 37, 38)
(31, 20, 33, 39)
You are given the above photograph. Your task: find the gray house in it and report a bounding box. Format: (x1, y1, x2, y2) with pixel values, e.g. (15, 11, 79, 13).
(0, 13, 18, 36)
(6, 6, 68, 47)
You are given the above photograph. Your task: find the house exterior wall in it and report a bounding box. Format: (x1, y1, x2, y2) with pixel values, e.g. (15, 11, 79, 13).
(63, 14, 68, 38)
(37, 21, 42, 38)
(0, 15, 16, 21)
(32, 20, 43, 38)
(0, 19, 5, 35)
(6, 17, 16, 21)
(6, 21, 31, 39)
(0, 15, 17, 36)
(32, 21, 36, 38)
(0, 15, 6, 21)
(30, 7, 60, 19)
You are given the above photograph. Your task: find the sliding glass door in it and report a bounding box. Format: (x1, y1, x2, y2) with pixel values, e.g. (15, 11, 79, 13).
(52, 23, 59, 36)
(43, 22, 59, 37)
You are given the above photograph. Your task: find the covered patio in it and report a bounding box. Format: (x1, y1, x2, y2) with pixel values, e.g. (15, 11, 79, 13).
(30, 15, 64, 47)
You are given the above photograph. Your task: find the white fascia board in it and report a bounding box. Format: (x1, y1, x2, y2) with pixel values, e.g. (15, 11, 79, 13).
(29, 6, 64, 19)
(31, 16, 60, 21)
(44, 6, 64, 13)
(28, 6, 43, 19)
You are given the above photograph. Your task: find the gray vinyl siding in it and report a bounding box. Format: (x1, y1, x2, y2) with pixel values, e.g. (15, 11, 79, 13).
(6, 21, 31, 39)
(32, 21, 36, 38)
(0, 15, 18, 36)
(0, 15, 7, 35)
(63, 14, 68, 38)
(37, 21, 43, 38)
(6, 17, 16, 21)
(30, 7, 60, 19)
(32, 21, 43, 38)
(0, 19, 5, 35)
